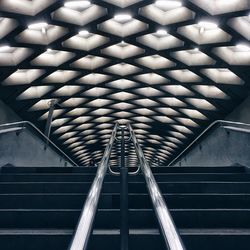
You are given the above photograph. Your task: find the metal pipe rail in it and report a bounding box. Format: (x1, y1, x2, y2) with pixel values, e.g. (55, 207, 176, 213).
(68, 123, 118, 250)
(0, 121, 78, 166)
(127, 124, 186, 250)
(168, 120, 250, 166)
(108, 125, 140, 176)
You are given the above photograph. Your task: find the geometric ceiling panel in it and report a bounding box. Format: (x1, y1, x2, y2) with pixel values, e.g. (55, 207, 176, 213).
(213, 45, 250, 65)
(103, 0, 142, 8)
(190, 0, 249, 15)
(228, 15, 250, 40)
(102, 42, 144, 59)
(178, 22, 232, 45)
(52, 3, 107, 26)
(16, 23, 68, 45)
(0, 0, 249, 166)
(137, 32, 184, 50)
(71, 56, 109, 70)
(0, 17, 18, 39)
(31, 49, 75, 66)
(98, 16, 147, 37)
(0, 0, 56, 16)
(136, 55, 175, 69)
(63, 32, 109, 51)
(140, 2, 194, 25)
(0, 47, 32, 66)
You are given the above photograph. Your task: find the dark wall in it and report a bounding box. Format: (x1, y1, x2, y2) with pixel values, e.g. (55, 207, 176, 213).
(0, 100, 21, 124)
(227, 95, 250, 124)
(172, 95, 250, 167)
(0, 100, 73, 167)
(173, 126, 250, 167)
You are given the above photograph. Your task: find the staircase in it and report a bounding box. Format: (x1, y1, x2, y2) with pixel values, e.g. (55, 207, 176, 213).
(0, 165, 250, 249)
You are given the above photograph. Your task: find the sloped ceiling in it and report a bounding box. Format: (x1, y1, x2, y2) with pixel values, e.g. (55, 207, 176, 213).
(0, 0, 249, 166)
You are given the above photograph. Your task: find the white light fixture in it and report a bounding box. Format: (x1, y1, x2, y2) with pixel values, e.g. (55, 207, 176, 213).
(28, 22, 49, 34)
(194, 47, 199, 52)
(0, 45, 11, 52)
(46, 48, 52, 52)
(198, 21, 218, 33)
(78, 30, 89, 36)
(156, 29, 168, 36)
(114, 14, 132, 23)
(64, 0, 91, 9)
(236, 43, 250, 51)
(155, 0, 182, 9)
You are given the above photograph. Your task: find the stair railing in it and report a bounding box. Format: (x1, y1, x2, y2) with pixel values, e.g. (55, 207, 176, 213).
(168, 120, 250, 166)
(127, 123, 186, 250)
(0, 121, 77, 166)
(68, 123, 118, 250)
(108, 125, 140, 176)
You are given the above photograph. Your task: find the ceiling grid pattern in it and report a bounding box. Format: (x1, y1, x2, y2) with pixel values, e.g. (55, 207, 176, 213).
(0, 0, 249, 166)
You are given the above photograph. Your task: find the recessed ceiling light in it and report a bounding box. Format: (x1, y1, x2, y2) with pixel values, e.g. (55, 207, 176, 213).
(198, 21, 218, 34)
(155, 0, 182, 9)
(114, 14, 132, 23)
(64, 0, 91, 9)
(198, 21, 218, 29)
(28, 22, 48, 34)
(236, 43, 250, 51)
(78, 30, 89, 36)
(0, 45, 11, 52)
(156, 29, 168, 36)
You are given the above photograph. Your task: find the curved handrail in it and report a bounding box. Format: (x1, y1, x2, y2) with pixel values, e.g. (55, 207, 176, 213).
(68, 123, 118, 250)
(0, 121, 78, 167)
(128, 123, 186, 250)
(168, 120, 250, 166)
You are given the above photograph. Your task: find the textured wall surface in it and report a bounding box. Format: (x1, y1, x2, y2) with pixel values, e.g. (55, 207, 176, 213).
(0, 128, 72, 167)
(0, 100, 21, 124)
(174, 126, 250, 167)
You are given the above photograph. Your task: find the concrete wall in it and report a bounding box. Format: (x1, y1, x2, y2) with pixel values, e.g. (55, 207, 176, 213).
(174, 126, 250, 167)
(172, 95, 250, 167)
(0, 100, 73, 167)
(0, 128, 72, 167)
(227, 95, 250, 124)
(0, 100, 21, 124)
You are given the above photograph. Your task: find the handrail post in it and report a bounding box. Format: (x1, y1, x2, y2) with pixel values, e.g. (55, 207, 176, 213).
(44, 99, 57, 146)
(120, 127, 129, 250)
(68, 123, 118, 250)
(127, 123, 186, 250)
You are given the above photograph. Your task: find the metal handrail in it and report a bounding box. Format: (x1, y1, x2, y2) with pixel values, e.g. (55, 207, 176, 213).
(168, 120, 250, 166)
(108, 125, 140, 176)
(0, 121, 78, 167)
(68, 123, 118, 250)
(128, 123, 186, 250)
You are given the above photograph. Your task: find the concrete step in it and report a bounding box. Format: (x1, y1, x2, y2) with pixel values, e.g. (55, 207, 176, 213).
(0, 208, 250, 229)
(0, 229, 249, 250)
(1, 173, 250, 182)
(1, 181, 250, 193)
(0, 193, 249, 209)
(1, 166, 245, 174)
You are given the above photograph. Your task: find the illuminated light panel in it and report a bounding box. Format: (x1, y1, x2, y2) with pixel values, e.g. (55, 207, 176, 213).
(114, 14, 132, 23)
(0, 45, 11, 52)
(28, 22, 48, 33)
(155, 0, 182, 10)
(236, 43, 250, 51)
(156, 29, 168, 36)
(64, 0, 91, 10)
(198, 20, 218, 33)
(78, 30, 90, 36)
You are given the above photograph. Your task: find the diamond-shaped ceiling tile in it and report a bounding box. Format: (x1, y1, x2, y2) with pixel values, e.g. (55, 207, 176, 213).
(0, 0, 249, 166)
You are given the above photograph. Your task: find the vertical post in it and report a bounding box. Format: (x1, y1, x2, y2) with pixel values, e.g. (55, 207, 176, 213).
(45, 100, 57, 138)
(120, 127, 128, 250)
